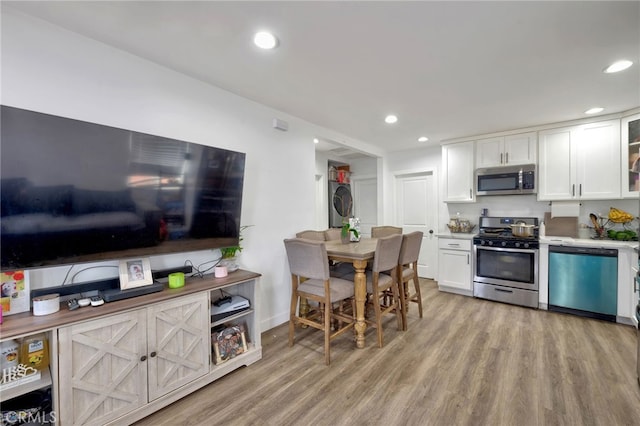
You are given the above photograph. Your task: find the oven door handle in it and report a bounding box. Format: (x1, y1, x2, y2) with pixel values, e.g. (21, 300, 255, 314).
(494, 288, 514, 294)
(474, 245, 537, 254)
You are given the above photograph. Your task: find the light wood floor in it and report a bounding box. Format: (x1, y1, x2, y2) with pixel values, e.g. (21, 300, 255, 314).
(135, 279, 640, 426)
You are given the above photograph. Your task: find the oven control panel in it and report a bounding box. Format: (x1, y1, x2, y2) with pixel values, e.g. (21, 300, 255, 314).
(473, 237, 539, 250)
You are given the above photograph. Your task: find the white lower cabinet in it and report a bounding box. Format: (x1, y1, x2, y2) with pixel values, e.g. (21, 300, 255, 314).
(437, 238, 473, 294)
(58, 292, 209, 425)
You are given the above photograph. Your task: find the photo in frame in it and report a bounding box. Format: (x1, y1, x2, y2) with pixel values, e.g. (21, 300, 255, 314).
(212, 324, 248, 364)
(1, 270, 30, 316)
(119, 258, 153, 290)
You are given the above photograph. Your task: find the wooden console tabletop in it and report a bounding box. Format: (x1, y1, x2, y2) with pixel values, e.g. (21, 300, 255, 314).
(0, 269, 261, 339)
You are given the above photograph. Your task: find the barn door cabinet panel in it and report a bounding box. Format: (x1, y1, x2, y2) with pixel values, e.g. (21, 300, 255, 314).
(58, 292, 210, 425)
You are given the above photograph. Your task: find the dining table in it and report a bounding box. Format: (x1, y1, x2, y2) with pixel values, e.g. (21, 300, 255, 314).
(324, 237, 378, 349)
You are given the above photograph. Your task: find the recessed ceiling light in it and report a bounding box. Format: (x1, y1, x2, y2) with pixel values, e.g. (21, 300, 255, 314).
(604, 60, 633, 73)
(418, 136, 429, 143)
(313, 138, 319, 144)
(384, 115, 398, 124)
(585, 107, 604, 115)
(254, 31, 278, 49)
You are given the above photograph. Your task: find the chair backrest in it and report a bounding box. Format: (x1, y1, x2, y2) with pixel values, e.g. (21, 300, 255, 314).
(372, 234, 403, 273)
(295, 230, 326, 241)
(371, 226, 403, 238)
(284, 238, 330, 280)
(324, 228, 342, 241)
(399, 231, 423, 266)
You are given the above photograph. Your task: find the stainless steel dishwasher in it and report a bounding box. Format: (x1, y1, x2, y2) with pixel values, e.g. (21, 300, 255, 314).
(548, 245, 618, 322)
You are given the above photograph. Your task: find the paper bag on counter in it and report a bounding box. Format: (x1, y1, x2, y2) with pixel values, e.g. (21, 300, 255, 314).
(543, 212, 578, 238)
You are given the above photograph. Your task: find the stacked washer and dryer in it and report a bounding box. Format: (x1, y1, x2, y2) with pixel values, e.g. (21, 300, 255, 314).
(328, 165, 353, 228)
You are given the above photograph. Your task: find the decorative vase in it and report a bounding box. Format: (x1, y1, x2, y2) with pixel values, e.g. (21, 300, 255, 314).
(220, 256, 239, 272)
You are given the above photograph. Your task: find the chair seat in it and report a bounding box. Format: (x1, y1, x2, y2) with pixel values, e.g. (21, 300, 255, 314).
(401, 267, 414, 280)
(299, 278, 355, 302)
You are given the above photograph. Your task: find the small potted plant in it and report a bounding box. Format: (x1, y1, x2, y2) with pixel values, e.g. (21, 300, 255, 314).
(220, 225, 251, 271)
(341, 221, 359, 244)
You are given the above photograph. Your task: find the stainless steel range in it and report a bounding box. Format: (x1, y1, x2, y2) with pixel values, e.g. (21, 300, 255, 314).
(472, 216, 539, 308)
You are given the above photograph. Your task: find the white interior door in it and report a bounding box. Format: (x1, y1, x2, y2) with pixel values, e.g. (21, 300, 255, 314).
(353, 177, 377, 237)
(395, 171, 438, 278)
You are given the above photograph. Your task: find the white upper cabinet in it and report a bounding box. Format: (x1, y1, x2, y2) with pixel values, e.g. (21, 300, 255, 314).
(538, 119, 620, 201)
(621, 113, 640, 198)
(442, 141, 475, 203)
(475, 132, 537, 168)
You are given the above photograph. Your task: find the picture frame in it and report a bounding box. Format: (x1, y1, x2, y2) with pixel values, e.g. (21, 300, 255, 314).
(119, 258, 153, 290)
(212, 324, 248, 364)
(1, 270, 30, 316)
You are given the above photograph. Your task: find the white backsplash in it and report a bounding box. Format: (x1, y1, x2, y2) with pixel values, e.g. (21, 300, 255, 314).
(445, 195, 639, 230)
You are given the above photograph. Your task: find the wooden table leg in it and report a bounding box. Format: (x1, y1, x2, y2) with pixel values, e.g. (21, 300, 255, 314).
(353, 259, 368, 348)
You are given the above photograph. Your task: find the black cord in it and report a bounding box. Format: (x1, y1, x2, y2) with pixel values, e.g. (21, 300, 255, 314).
(61, 264, 75, 286)
(69, 265, 118, 284)
(186, 255, 223, 278)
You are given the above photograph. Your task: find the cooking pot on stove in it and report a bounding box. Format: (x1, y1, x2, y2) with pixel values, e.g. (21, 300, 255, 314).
(510, 222, 537, 237)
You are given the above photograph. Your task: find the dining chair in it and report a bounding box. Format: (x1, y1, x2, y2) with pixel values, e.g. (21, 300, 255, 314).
(283, 238, 356, 365)
(296, 230, 326, 241)
(397, 231, 424, 330)
(322, 228, 354, 278)
(323, 228, 342, 241)
(371, 226, 403, 238)
(345, 233, 403, 347)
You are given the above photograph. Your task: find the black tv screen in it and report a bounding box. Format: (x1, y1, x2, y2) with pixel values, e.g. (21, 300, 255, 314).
(1, 106, 245, 269)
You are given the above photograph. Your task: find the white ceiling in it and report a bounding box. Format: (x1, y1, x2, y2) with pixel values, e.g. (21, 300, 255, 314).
(4, 1, 640, 158)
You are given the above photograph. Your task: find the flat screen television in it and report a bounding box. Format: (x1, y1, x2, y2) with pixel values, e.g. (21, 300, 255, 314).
(1, 105, 245, 270)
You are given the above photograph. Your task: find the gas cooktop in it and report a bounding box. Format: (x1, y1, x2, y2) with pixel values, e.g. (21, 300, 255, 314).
(474, 216, 540, 248)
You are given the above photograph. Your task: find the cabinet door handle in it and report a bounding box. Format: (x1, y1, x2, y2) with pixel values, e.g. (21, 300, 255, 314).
(579, 184, 582, 196)
(572, 184, 575, 196)
(469, 189, 472, 199)
(447, 243, 460, 247)
(467, 254, 470, 265)
(505, 152, 509, 164)
(140, 355, 147, 362)
(150, 351, 157, 358)
(500, 153, 503, 164)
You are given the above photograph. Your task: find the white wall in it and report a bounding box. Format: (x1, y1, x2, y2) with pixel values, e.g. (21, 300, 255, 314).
(0, 9, 379, 331)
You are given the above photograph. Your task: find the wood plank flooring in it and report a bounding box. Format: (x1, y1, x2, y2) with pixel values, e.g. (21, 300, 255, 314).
(134, 279, 640, 426)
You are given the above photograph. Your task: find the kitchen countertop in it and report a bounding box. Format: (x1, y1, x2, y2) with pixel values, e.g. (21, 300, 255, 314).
(436, 233, 475, 240)
(437, 233, 638, 249)
(540, 236, 638, 250)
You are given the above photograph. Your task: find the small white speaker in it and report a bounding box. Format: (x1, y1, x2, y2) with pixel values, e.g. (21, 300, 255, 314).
(272, 118, 289, 131)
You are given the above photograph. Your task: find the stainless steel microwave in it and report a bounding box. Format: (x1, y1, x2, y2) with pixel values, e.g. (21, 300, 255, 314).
(475, 164, 536, 196)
